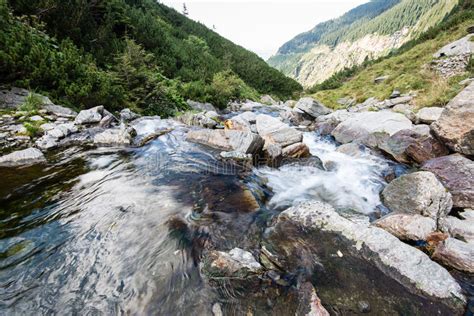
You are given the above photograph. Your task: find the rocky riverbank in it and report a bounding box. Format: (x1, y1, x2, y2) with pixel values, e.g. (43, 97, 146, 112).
(0, 81, 473, 314)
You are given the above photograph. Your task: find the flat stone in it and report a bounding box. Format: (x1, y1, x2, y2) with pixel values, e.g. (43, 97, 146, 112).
(281, 142, 310, 159)
(43, 104, 77, 118)
(295, 97, 332, 118)
(416, 107, 444, 124)
(29, 115, 44, 122)
(0, 148, 46, 167)
(432, 238, 474, 273)
(74, 106, 104, 125)
(431, 82, 474, 155)
(186, 129, 264, 155)
(381, 171, 453, 221)
(422, 154, 474, 209)
(93, 126, 134, 146)
(332, 111, 413, 147)
(374, 213, 436, 241)
(200, 248, 263, 279)
(256, 114, 302, 148)
(35, 135, 59, 150)
(433, 34, 474, 58)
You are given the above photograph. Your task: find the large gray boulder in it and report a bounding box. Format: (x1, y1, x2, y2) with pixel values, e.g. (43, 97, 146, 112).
(381, 171, 453, 221)
(332, 111, 412, 146)
(374, 213, 436, 241)
(431, 82, 474, 155)
(416, 107, 444, 124)
(0, 148, 46, 167)
(0, 87, 29, 109)
(119, 108, 140, 122)
(187, 100, 217, 112)
(422, 154, 474, 209)
(43, 104, 77, 118)
(432, 238, 474, 273)
(74, 106, 104, 125)
(433, 34, 474, 58)
(93, 125, 135, 146)
(265, 201, 465, 313)
(379, 128, 449, 164)
(255, 114, 302, 148)
(186, 129, 264, 155)
(295, 97, 332, 118)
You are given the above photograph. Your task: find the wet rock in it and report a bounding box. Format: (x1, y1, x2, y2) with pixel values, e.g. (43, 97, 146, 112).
(433, 34, 474, 58)
(281, 142, 310, 159)
(336, 143, 367, 158)
(200, 248, 263, 279)
(0, 148, 46, 167)
(295, 97, 332, 119)
(266, 201, 465, 312)
(332, 111, 412, 147)
(43, 104, 77, 118)
(416, 107, 444, 124)
(431, 82, 474, 155)
(374, 213, 436, 241)
(422, 154, 474, 209)
(381, 171, 453, 221)
(93, 125, 135, 146)
(296, 282, 329, 316)
(186, 129, 264, 155)
(211, 303, 223, 316)
(379, 129, 449, 164)
(0, 87, 29, 109)
(264, 143, 283, 167)
(187, 100, 217, 112)
(432, 238, 474, 273)
(219, 151, 252, 161)
(119, 108, 140, 122)
(439, 216, 474, 243)
(256, 114, 302, 148)
(74, 106, 104, 125)
(374, 75, 389, 84)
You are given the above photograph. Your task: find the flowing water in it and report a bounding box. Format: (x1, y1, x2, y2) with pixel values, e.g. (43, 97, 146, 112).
(0, 119, 420, 315)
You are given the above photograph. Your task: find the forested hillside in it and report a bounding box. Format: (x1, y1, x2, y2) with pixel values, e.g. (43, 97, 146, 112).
(0, 0, 302, 116)
(268, 0, 459, 87)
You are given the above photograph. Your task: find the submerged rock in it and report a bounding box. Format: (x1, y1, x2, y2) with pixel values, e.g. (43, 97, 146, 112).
(381, 171, 453, 221)
(264, 201, 465, 313)
(332, 111, 412, 147)
(422, 154, 474, 209)
(200, 248, 263, 279)
(432, 238, 474, 273)
(0, 148, 46, 167)
(431, 82, 474, 155)
(186, 129, 264, 155)
(295, 97, 332, 119)
(374, 213, 436, 241)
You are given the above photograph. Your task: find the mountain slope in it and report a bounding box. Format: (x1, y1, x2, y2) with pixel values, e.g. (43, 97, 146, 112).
(310, 0, 474, 110)
(268, 0, 459, 87)
(0, 0, 302, 115)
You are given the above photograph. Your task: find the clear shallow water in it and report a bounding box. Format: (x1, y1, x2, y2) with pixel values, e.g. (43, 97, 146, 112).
(0, 124, 409, 315)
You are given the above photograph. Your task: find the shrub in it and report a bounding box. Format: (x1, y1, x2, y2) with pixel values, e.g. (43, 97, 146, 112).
(209, 70, 259, 109)
(20, 92, 43, 111)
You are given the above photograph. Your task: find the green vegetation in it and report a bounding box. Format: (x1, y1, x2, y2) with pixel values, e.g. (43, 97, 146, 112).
(20, 93, 43, 112)
(23, 121, 42, 138)
(0, 0, 302, 116)
(310, 1, 474, 110)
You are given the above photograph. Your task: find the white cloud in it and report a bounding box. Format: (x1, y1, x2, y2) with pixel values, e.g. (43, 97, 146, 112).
(160, 0, 368, 59)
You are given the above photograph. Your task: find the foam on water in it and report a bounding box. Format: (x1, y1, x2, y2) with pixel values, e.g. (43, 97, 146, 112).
(257, 133, 392, 214)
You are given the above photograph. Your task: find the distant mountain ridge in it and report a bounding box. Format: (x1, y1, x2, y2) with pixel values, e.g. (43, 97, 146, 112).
(268, 0, 460, 87)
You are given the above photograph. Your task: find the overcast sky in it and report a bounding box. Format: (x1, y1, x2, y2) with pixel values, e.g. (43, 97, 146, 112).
(160, 0, 368, 59)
